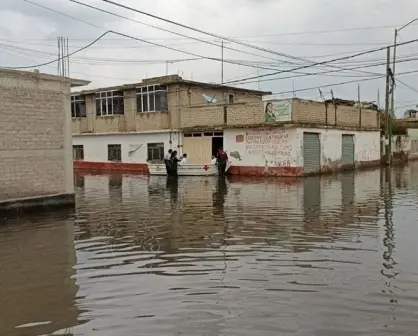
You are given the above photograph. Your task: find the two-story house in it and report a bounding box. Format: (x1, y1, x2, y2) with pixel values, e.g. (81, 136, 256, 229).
(72, 74, 270, 173)
(72, 75, 382, 176)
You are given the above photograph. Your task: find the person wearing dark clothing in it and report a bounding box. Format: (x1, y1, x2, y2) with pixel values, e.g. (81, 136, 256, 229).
(164, 149, 173, 175)
(169, 150, 181, 177)
(216, 147, 228, 177)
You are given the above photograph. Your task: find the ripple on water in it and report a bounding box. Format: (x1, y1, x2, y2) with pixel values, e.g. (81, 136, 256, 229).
(1, 167, 418, 335)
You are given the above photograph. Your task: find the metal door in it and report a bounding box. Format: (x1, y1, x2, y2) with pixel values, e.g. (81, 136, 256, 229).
(303, 133, 321, 174)
(182, 136, 212, 164)
(341, 134, 355, 165)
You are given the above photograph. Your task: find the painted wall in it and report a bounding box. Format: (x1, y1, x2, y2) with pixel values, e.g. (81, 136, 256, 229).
(224, 126, 380, 176)
(225, 127, 299, 167)
(294, 127, 381, 166)
(73, 132, 179, 164)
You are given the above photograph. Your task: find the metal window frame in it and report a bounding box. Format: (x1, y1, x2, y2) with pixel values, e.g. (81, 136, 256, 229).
(95, 90, 124, 116)
(71, 95, 86, 118)
(136, 84, 168, 113)
(107, 144, 122, 161)
(72, 145, 84, 160)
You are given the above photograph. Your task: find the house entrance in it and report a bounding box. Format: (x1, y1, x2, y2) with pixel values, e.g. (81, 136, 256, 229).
(182, 131, 223, 164)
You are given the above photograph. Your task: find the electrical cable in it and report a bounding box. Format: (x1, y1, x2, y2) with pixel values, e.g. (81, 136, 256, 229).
(223, 38, 418, 85)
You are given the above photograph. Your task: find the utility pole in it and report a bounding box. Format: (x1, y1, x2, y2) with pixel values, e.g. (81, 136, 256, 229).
(384, 46, 391, 165)
(390, 17, 418, 119)
(221, 40, 224, 83)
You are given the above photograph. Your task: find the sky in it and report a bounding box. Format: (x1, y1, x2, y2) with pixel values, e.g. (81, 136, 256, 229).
(1, 0, 418, 116)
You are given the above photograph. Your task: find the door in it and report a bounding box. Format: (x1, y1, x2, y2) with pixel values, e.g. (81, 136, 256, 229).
(303, 133, 321, 174)
(341, 134, 355, 165)
(182, 136, 212, 164)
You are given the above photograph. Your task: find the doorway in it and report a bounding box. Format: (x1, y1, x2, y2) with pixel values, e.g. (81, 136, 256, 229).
(212, 135, 223, 157)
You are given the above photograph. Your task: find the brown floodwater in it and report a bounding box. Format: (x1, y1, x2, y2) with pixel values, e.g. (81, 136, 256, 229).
(1, 164, 418, 336)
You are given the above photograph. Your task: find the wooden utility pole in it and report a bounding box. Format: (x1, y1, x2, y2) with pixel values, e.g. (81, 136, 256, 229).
(384, 46, 391, 165)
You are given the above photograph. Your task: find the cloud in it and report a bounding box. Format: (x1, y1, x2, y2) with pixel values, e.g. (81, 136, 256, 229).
(1, 0, 418, 115)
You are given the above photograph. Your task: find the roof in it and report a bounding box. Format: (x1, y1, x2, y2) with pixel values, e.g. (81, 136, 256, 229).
(70, 78, 91, 88)
(72, 74, 271, 95)
(0, 68, 90, 87)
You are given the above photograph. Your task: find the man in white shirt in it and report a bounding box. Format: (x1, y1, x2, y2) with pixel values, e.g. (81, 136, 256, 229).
(164, 149, 172, 174)
(179, 153, 188, 165)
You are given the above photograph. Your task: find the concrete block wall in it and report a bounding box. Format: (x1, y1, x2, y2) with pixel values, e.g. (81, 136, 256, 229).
(292, 99, 379, 128)
(0, 69, 74, 201)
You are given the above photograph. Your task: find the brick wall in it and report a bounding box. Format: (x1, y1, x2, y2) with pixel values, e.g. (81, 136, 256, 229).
(292, 99, 379, 128)
(0, 69, 73, 201)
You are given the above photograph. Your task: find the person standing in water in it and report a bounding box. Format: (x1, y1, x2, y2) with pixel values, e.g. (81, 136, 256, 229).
(169, 150, 181, 177)
(164, 149, 173, 175)
(216, 147, 228, 177)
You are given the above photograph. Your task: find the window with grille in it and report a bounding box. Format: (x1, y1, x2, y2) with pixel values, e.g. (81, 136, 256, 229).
(147, 143, 165, 162)
(96, 91, 124, 116)
(136, 85, 168, 112)
(71, 95, 86, 117)
(72, 145, 84, 160)
(108, 144, 122, 161)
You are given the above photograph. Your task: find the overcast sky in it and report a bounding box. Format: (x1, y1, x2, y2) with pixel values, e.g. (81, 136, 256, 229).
(1, 0, 418, 115)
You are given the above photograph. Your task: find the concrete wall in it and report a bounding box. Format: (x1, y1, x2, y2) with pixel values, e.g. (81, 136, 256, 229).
(225, 126, 381, 176)
(0, 69, 74, 201)
(296, 127, 381, 166)
(72, 131, 179, 164)
(225, 127, 300, 171)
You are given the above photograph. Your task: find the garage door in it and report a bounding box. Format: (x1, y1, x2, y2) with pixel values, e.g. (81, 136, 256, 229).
(303, 133, 321, 174)
(341, 134, 355, 165)
(182, 136, 212, 164)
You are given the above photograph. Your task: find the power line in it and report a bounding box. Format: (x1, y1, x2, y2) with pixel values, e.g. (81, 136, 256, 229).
(223, 37, 418, 85)
(395, 78, 418, 94)
(19, 0, 375, 78)
(18, 0, 316, 73)
(90, 0, 377, 76)
(0, 31, 111, 69)
(268, 68, 418, 96)
(64, 0, 304, 67)
(225, 55, 418, 85)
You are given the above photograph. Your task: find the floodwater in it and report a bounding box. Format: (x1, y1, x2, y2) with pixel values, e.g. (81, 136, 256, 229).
(1, 165, 418, 336)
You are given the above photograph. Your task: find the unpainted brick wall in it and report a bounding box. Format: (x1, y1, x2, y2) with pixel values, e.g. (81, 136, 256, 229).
(0, 70, 71, 201)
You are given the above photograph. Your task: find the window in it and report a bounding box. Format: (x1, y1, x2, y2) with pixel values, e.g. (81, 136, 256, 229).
(228, 94, 234, 104)
(96, 91, 124, 116)
(73, 145, 84, 160)
(147, 143, 164, 162)
(136, 85, 168, 112)
(108, 144, 122, 161)
(71, 95, 86, 117)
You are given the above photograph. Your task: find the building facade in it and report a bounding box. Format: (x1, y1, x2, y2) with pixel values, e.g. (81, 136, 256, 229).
(0, 68, 89, 210)
(72, 75, 381, 176)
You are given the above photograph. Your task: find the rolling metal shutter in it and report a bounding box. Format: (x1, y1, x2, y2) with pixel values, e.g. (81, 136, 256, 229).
(303, 133, 321, 174)
(341, 134, 355, 165)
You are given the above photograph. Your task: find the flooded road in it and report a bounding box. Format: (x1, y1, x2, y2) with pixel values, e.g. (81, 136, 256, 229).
(1, 165, 418, 336)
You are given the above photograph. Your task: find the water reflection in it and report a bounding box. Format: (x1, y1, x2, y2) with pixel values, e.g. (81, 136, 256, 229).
(2, 165, 418, 335)
(0, 210, 79, 336)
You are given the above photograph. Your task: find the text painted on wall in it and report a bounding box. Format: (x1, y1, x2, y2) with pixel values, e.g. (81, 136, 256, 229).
(245, 128, 293, 166)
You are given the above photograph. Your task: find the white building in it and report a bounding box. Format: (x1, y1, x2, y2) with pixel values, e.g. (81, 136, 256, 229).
(71, 75, 381, 176)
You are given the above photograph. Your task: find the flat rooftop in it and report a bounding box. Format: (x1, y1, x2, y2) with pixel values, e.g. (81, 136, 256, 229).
(72, 74, 272, 95)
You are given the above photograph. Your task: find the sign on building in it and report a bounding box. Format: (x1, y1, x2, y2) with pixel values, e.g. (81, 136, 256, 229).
(264, 99, 292, 122)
